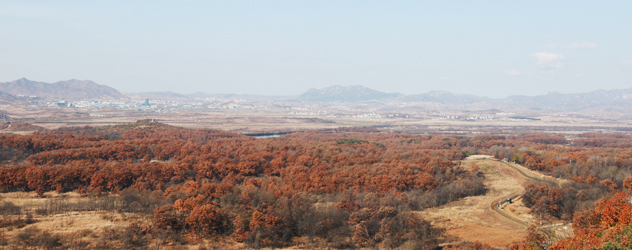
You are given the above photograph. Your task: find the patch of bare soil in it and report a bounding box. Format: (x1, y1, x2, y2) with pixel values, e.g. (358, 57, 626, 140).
(464, 155, 494, 161)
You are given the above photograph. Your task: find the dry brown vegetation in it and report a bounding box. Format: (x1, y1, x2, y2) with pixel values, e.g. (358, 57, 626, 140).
(1, 121, 632, 249)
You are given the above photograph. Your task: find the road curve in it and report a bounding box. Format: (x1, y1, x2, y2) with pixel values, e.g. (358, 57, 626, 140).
(489, 160, 561, 227)
(491, 193, 526, 226)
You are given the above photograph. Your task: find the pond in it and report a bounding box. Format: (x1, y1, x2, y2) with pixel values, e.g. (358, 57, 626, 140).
(253, 134, 281, 139)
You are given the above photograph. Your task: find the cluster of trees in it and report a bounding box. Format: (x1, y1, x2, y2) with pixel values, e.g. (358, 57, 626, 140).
(515, 133, 568, 145)
(550, 191, 632, 249)
(0, 130, 477, 198)
(333, 126, 380, 133)
(571, 132, 632, 148)
(510, 191, 632, 250)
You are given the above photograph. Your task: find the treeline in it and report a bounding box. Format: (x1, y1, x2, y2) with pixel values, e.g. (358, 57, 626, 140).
(571, 132, 632, 148)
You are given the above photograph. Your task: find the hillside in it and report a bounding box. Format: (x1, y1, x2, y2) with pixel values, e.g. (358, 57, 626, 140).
(0, 78, 126, 100)
(297, 85, 400, 102)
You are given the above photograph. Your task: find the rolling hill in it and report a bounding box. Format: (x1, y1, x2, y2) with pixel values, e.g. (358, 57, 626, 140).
(0, 78, 126, 100)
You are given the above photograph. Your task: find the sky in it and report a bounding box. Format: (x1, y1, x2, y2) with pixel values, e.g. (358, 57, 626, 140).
(0, 1, 631, 98)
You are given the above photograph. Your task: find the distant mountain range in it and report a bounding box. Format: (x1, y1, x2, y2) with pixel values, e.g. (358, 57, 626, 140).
(0, 78, 125, 100)
(297, 85, 401, 102)
(1, 78, 632, 111)
(296, 85, 632, 111)
(400, 91, 492, 104)
(499, 90, 632, 110)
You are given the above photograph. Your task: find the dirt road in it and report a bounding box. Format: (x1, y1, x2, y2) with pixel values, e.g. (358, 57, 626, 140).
(418, 155, 558, 247)
(490, 161, 562, 227)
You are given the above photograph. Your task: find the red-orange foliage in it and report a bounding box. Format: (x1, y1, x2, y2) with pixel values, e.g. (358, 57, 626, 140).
(548, 192, 632, 249)
(516, 133, 567, 145)
(186, 204, 223, 235)
(624, 176, 632, 190)
(154, 205, 185, 231)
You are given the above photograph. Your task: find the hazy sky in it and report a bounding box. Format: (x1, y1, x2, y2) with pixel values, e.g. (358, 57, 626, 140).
(1, 1, 631, 98)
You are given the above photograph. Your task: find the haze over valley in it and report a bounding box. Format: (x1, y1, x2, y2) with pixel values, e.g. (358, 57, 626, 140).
(1, 78, 631, 137)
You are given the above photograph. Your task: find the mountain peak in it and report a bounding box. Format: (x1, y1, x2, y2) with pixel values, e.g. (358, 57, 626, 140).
(0, 78, 125, 100)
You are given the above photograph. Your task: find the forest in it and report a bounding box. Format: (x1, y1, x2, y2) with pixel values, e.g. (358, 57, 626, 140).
(0, 120, 631, 249)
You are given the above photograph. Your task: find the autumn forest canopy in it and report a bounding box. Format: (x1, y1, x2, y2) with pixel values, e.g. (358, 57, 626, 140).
(1, 121, 632, 249)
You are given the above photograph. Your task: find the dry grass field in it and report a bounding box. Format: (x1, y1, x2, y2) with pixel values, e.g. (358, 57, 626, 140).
(0, 191, 246, 249)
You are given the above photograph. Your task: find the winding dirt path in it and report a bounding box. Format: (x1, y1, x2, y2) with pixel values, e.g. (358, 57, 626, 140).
(418, 155, 561, 247)
(490, 161, 562, 227)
